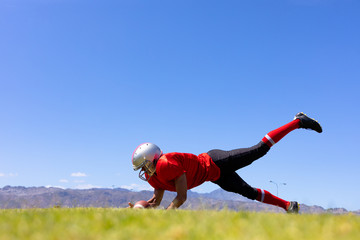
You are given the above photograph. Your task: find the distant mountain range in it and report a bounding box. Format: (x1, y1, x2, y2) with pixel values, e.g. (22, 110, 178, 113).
(1, 186, 358, 215)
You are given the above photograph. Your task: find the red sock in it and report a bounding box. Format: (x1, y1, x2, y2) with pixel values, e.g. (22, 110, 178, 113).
(261, 119, 300, 147)
(256, 188, 289, 211)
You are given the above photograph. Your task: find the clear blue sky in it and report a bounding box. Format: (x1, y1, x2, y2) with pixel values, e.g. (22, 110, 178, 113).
(1, 0, 359, 211)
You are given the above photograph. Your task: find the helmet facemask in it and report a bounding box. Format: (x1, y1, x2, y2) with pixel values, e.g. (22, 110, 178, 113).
(138, 160, 156, 181)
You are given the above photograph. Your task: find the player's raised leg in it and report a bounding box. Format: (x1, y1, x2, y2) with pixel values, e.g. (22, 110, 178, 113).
(262, 112, 322, 148)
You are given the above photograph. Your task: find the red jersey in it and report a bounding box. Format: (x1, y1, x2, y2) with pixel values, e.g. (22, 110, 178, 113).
(147, 152, 220, 192)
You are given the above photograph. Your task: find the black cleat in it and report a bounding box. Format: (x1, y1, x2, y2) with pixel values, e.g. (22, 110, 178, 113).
(287, 201, 299, 214)
(294, 112, 322, 133)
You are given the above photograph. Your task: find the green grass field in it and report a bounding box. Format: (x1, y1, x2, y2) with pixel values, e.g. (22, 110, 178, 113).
(0, 208, 359, 240)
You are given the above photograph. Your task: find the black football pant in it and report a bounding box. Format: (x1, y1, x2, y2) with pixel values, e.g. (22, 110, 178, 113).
(208, 141, 270, 200)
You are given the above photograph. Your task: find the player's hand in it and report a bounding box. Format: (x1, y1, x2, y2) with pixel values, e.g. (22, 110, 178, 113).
(148, 202, 158, 208)
(127, 202, 134, 208)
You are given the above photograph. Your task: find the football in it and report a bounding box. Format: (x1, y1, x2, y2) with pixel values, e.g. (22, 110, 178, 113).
(133, 200, 150, 209)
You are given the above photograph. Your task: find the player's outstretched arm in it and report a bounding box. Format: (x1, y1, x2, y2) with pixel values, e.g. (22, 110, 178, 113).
(167, 173, 187, 210)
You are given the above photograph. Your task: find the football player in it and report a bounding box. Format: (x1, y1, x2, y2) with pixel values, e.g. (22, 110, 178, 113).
(130, 113, 322, 213)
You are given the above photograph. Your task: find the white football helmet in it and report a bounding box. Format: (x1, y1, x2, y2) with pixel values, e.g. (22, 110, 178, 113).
(131, 143, 162, 181)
